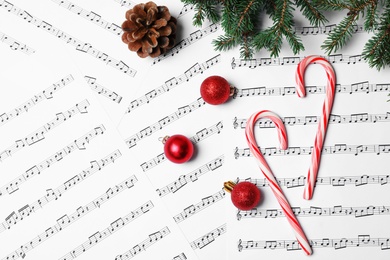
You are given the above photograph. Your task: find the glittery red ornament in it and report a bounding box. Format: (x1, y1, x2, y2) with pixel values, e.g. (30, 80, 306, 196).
(200, 75, 233, 105)
(162, 135, 194, 164)
(224, 181, 261, 210)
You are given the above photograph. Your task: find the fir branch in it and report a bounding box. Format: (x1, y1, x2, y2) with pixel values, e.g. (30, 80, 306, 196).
(296, 0, 328, 26)
(362, 6, 390, 70)
(321, 13, 358, 54)
(364, 0, 379, 31)
(220, 0, 236, 34)
(312, 0, 351, 11)
(182, 0, 390, 69)
(186, 0, 221, 26)
(268, 0, 289, 56)
(213, 34, 239, 51)
(283, 24, 305, 54)
(240, 34, 254, 58)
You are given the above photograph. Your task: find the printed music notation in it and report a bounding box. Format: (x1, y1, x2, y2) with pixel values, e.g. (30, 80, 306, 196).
(84, 76, 123, 104)
(237, 235, 390, 252)
(233, 112, 390, 129)
(0, 31, 35, 54)
(2, 175, 138, 260)
(140, 121, 223, 172)
(60, 200, 156, 260)
(0, 100, 90, 162)
(0, 149, 121, 233)
(172, 253, 187, 260)
(173, 189, 226, 223)
(177, 3, 194, 18)
(0, 125, 106, 197)
(236, 205, 390, 221)
(112, 0, 134, 8)
(236, 173, 390, 189)
(125, 97, 206, 148)
(52, 0, 122, 36)
(127, 54, 221, 113)
(231, 54, 365, 69)
(0, 74, 74, 127)
(156, 155, 224, 197)
(232, 81, 390, 98)
(152, 23, 220, 65)
(294, 23, 369, 36)
(0, 1, 136, 77)
(190, 224, 226, 250)
(115, 226, 170, 260)
(234, 143, 390, 158)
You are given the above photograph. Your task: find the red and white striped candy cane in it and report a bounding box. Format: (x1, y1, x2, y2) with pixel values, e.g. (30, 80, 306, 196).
(296, 55, 336, 200)
(245, 110, 312, 255)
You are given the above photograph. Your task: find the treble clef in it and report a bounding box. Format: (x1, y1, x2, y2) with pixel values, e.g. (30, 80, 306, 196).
(238, 239, 243, 252)
(236, 210, 242, 221)
(234, 147, 239, 159)
(231, 57, 236, 69)
(233, 117, 238, 129)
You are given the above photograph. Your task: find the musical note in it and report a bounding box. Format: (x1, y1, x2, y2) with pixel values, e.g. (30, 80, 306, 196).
(127, 55, 220, 113)
(177, 3, 194, 18)
(2, 175, 138, 260)
(125, 97, 206, 148)
(232, 112, 390, 129)
(0, 31, 35, 54)
(232, 54, 366, 69)
(172, 253, 187, 260)
(0, 126, 107, 198)
(173, 189, 225, 223)
(51, 0, 122, 36)
(236, 205, 390, 220)
(0, 75, 74, 127)
(152, 23, 220, 65)
(0, 2, 136, 76)
(190, 224, 226, 250)
(236, 173, 390, 189)
(112, 0, 135, 7)
(0, 150, 121, 233)
(58, 201, 155, 260)
(234, 143, 390, 158)
(0, 100, 90, 162)
(114, 226, 169, 260)
(239, 235, 390, 251)
(233, 81, 390, 98)
(156, 155, 224, 197)
(84, 76, 123, 103)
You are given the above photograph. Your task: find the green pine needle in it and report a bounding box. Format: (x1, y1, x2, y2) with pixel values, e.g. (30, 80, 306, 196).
(182, 0, 390, 70)
(321, 15, 357, 55)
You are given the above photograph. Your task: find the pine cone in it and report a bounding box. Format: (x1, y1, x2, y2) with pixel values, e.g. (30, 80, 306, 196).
(121, 1, 177, 58)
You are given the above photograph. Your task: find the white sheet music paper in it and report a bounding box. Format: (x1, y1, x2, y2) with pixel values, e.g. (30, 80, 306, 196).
(221, 15, 390, 260)
(0, 51, 198, 260)
(1, 0, 390, 260)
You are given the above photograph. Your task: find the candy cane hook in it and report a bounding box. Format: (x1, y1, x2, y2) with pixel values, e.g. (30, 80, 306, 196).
(296, 55, 336, 200)
(245, 110, 312, 255)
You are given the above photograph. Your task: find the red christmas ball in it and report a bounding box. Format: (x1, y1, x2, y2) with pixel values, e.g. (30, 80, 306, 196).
(226, 181, 261, 210)
(200, 75, 231, 105)
(163, 135, 194, 164)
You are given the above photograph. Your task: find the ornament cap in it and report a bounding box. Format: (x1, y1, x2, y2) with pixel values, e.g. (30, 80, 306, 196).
(229, 86, 236, 97)
(159, 136, 170, 144)
(224, 181, 236, 193)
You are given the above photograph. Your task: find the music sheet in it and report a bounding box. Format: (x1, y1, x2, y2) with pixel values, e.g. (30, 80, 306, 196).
(1, 0, 389, 260)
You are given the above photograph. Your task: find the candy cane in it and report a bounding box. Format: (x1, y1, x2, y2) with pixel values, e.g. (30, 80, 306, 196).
(296, 55, 336, 200)
(245, 110, 312, 255)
